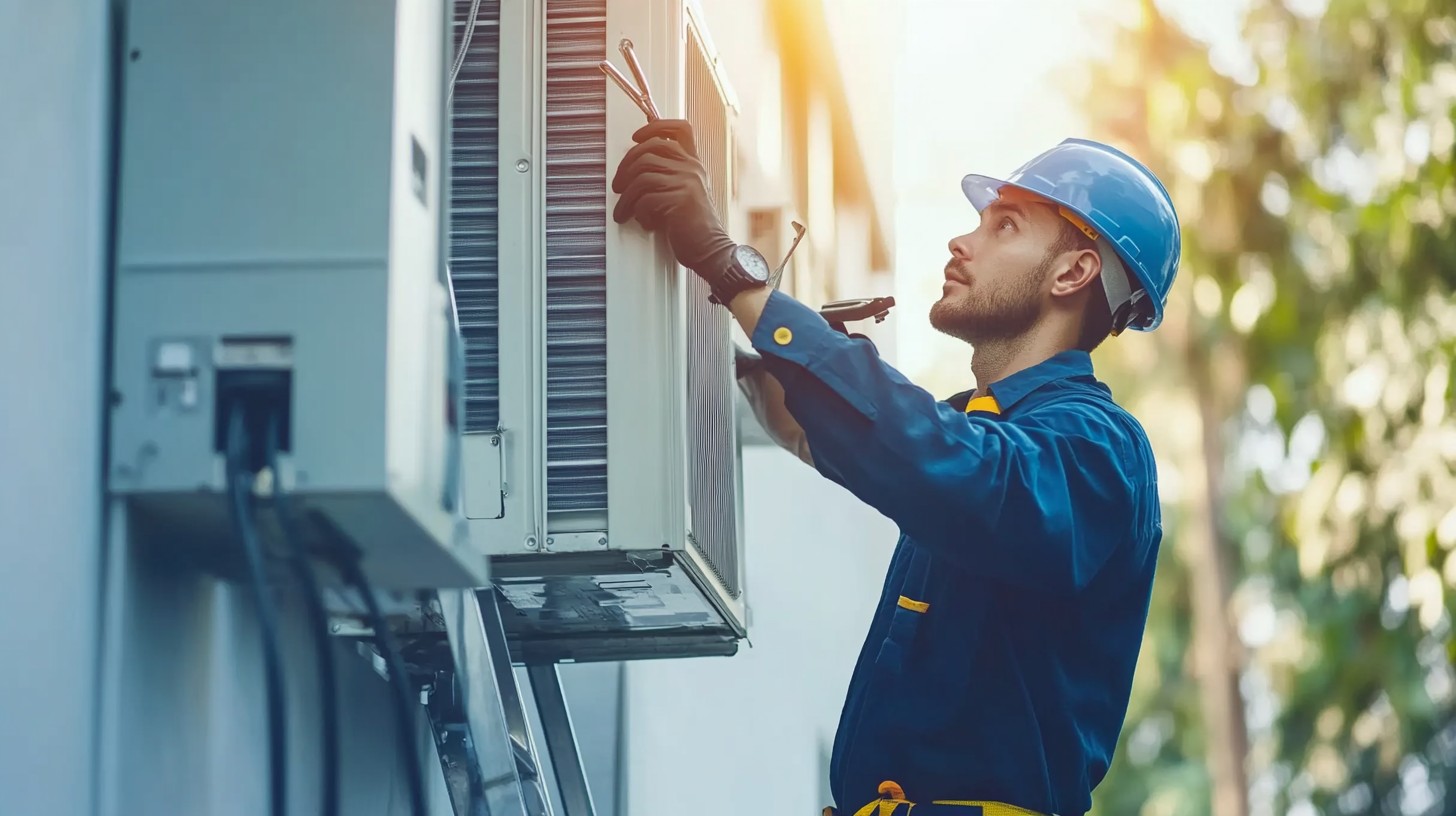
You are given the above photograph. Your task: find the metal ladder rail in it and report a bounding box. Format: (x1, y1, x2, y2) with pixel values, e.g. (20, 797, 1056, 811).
(436, 588, 552, 816)
(434, 588, 598, 816)
(525, 661, 596, 816)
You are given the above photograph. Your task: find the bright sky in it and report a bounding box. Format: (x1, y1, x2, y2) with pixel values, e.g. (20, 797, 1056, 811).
(889, 0, 1248, 396)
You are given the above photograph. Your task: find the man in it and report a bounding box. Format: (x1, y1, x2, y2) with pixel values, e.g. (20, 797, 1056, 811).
(612, 119, 1180, 816)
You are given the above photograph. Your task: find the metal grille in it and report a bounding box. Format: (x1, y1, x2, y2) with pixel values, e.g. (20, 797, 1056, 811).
(544, 0, 608, 518)
(448, 0, 502, 432)
(683, 26, 742, 598)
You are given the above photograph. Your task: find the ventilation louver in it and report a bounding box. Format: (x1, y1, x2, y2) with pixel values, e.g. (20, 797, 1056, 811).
(683, 23, 742, 599)
(544, 0, 609, 522)
(449, 0, 502, 433)
(454, 0, 748, 662)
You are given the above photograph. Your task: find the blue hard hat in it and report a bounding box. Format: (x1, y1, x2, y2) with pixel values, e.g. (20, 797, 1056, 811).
(961, 138, 1181, 333)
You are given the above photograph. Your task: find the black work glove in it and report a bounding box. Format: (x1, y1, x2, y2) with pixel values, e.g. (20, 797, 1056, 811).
(611, 119, 736, 277)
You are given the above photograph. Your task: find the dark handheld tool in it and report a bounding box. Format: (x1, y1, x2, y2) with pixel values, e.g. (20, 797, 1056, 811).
(599, 39, 661, 122)
(817, 296, 896, 335)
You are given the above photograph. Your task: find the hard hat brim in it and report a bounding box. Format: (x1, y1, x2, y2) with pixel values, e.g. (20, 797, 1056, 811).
(961, 174, 1005, 213)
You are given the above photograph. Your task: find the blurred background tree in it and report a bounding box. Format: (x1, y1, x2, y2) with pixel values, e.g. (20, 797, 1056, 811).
(1070, 0, 1456, 814)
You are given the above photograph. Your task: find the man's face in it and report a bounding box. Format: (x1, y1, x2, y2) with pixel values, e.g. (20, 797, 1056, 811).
(930, 192, 1065, 345)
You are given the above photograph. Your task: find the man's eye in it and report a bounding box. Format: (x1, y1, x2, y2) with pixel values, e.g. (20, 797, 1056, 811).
(1000, 217, 1016, 232)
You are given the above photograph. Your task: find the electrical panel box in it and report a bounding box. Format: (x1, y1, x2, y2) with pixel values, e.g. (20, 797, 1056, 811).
(449, 0, 749, 661)
(109, 0, 486, 590)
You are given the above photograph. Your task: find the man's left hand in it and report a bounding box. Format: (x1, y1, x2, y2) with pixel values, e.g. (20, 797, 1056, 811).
(611, 119, 735, 276)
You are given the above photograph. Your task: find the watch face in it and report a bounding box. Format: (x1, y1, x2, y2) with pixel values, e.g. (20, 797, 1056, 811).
(732, 244, 772, 283)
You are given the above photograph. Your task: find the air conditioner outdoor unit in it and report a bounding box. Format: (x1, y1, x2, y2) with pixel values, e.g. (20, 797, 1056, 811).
(108, 0, 483, 590)
(450, 0, 748, 662)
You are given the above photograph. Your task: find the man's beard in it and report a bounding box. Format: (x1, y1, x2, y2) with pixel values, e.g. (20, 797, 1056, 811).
(929, 257, 1046, 345)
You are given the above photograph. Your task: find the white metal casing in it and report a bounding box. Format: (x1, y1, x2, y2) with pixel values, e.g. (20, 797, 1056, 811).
(108, 0, 485, 590)
(455, 0, 748, 657)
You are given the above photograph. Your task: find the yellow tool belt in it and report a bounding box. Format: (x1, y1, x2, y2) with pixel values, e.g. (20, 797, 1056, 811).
(823, 781, 1049, 816)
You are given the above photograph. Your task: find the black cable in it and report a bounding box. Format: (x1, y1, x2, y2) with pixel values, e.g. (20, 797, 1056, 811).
(92, 7, 130, 804)
(266, 411, 338, 816)
(225, 406, 288, 816)
(336, 554, 428, 816)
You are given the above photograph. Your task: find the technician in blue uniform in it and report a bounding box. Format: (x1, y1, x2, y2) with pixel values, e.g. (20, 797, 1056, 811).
(611, 120, 1181, 816)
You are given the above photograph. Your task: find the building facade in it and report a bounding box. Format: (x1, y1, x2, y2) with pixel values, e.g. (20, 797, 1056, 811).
(0, 2, 900, 815)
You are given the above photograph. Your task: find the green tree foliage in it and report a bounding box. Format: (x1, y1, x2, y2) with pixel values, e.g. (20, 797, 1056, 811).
(1077, 1, 1456, 813)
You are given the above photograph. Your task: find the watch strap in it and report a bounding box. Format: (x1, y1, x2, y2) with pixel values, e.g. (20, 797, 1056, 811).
(706, 245, 768, 305)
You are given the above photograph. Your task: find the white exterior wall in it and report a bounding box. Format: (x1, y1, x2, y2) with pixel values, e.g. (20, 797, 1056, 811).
(94, 510, 454, 816)
(621, 447, 897, 815)
(0, 3, 111, 814)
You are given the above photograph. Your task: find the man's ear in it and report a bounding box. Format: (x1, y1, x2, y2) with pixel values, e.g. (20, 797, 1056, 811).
(1050, 249, 1102, 299)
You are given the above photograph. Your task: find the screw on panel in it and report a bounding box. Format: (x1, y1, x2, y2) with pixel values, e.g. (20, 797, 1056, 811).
(490, 435, 501, 446)
(598, 536, 608, 548)
(515, 159, 530, 173)
(524, 536, 538, 551)
(545, 537, 555, 551)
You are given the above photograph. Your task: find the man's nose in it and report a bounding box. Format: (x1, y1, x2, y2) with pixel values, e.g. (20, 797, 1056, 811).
(948, 232, 975, 260)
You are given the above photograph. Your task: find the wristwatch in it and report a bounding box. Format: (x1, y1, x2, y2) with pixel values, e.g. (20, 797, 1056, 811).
(707, 244, 771, 306)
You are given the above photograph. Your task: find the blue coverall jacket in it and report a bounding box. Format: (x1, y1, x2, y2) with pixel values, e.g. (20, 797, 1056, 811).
(748, 291, 1162, 816)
